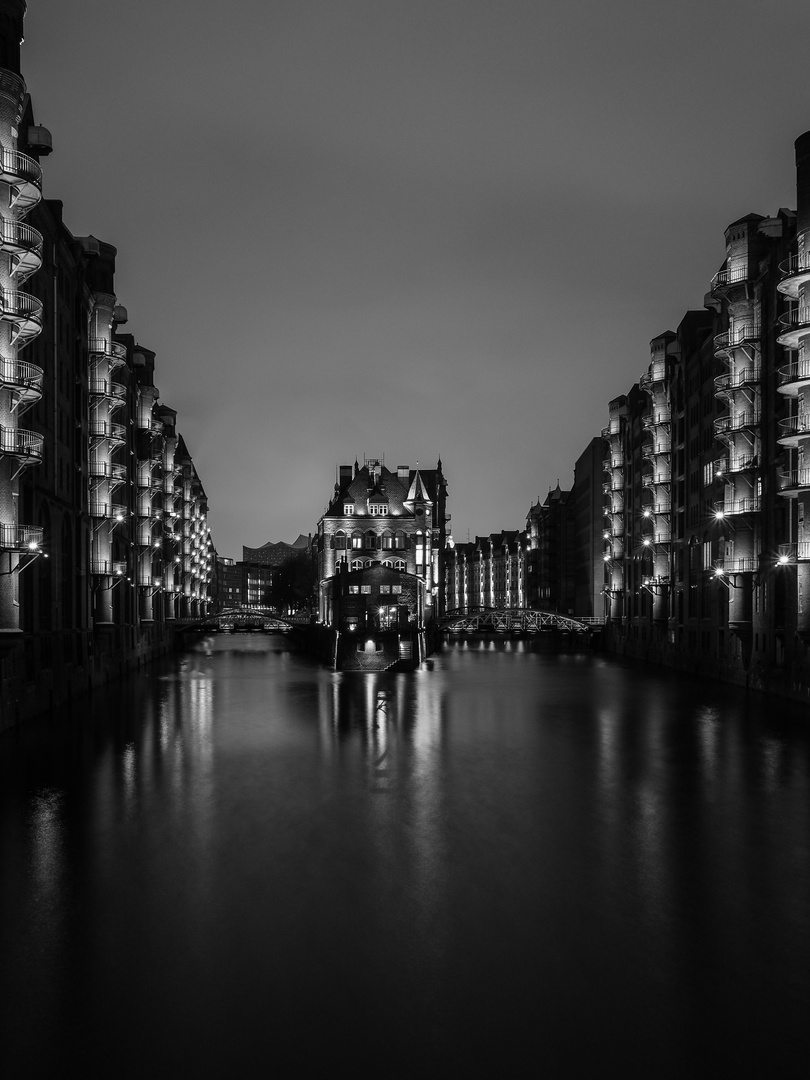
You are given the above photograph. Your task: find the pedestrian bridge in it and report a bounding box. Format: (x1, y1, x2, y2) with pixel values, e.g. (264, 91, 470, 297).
(195, 607, 308, 633)
(438, 608, 603, 635)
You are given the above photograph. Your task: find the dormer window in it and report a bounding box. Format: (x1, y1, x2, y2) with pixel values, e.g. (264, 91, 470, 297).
(343, 504, 355, 515)
(369, 503, 388, 515)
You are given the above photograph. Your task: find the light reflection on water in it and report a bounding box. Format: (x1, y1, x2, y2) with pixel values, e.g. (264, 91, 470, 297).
(1, 635, 810, 1075)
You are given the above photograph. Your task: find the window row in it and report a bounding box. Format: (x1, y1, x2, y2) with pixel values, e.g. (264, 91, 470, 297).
(333, 531, 410, 550)
(348, 583, 403, 595)
(338, 557, 407, 572)
(343, 503, 390, 515)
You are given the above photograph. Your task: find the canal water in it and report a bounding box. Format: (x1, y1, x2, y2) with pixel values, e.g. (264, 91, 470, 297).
(1, 635, 809, 1076)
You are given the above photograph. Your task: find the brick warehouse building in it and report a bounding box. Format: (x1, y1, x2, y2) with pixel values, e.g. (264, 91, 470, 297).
(589, 129, 810, 696)
(0, 2, 214, 728)
(316, 457, 448, 622)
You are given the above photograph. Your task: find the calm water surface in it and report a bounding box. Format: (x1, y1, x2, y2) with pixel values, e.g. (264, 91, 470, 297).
(2, 636, 809, 1076)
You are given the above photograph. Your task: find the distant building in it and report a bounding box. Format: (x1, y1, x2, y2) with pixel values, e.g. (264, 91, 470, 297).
(242, 534, 310, 567)
(444, 531, 528, 613)
(526, 484, 575, 613)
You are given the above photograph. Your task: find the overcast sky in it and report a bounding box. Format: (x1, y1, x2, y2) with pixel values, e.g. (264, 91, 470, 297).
(21, 0, 810, 558)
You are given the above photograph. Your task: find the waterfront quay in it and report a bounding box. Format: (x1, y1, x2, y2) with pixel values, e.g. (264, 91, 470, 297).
(2, 635, 808, 1076)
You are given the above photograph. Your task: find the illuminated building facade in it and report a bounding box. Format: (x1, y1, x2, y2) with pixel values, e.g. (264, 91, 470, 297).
(316, 456, 448, 622)
(0, 2, 215, 728)
(444, 531, 528, 613)
(0, 0, 46, 648)
(592, 135, 810, 691)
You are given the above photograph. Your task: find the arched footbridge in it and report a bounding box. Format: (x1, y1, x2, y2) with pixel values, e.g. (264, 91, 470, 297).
(438, 608, 604, 635)
(191, 607, 310, 633)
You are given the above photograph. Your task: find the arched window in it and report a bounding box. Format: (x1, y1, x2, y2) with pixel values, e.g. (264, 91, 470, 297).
(415, 530, 425, 566)
(334, 530, 346, 550)
(351, 530, 363, 549)
(394, 531, 406, 549)
(365, 530, 377, 550)
(393, 560, 406, 572)
(351, 559, 364, 570)
(381, 531, 393, 550)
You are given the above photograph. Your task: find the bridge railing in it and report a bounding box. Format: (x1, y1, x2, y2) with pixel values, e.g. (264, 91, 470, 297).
(439, 608, 604, 633)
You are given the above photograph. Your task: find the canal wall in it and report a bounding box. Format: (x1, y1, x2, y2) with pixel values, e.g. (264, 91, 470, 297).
(0, 625, 179, 734)
(602, 623, 810, 705)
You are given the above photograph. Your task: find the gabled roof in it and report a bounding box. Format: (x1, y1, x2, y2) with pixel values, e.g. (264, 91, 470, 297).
(405, 470, 431, 503)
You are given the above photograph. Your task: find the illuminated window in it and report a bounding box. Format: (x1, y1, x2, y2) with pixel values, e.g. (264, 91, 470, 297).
(369, 504, 388, 515)
(343, 504, 354, 515)
(334, 531, 346, 549)
(351, 559, 364, 570)
(415, 531, 425, 566)
(349, 585, 360, 594)
(381, 532, 393, 550)
(351, 532, 363, 549)
(392, 585, 402, 594)
(394, 532, 406, 549)
(393, 561, 405, 573)
(361, 585, 371, 594)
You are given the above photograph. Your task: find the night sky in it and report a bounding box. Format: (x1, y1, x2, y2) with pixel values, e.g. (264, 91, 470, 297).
(22, 0, 810, 559)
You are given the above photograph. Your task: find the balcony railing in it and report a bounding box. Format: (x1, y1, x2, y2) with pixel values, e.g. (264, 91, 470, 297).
(639, 359, 668, 393)
(642, 408, 671, 429)
(641, 440, 669, 458)
(714, 367, 761, 393)
(92, 560, 128, 576)
(0, 219, 43, 278)
(716, 557, 758, 573)
(0, 289, 43, 342)
(641, 472, 671, 487)
(641, 530, 671, 545)
(89, 501, 128, 521)
(0, 523, 43, 551)
(89, 338, 128, 367)
(710, 265, 750, 292)
(718, 498, 761, 516)
(0, 356, 44, 401)
(777, 254, 810, 298)
(798, 542, 810, 561)
(0, 426, 44, 461)
(714, 412, 760, 435)
(776, 309, 810, 349)
(778, 358, 810, 394)
(777, 414, 810, 442)
(724, 455, 757, 473)
(0, 147, 43, 213)
(89, 419, 127, 443)
(778, 468, 810, 492)
(713, 322, 761, 356)
(137, 414, 164, 434)
(89, 460, 127, 482)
